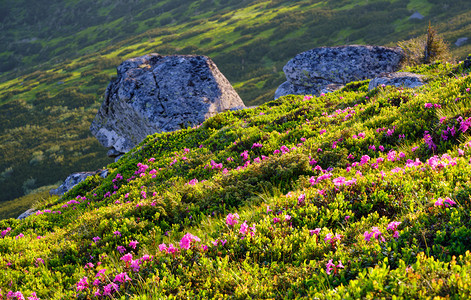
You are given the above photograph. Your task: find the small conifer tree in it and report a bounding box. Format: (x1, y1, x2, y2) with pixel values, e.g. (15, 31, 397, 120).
(398, 22, 452, 66)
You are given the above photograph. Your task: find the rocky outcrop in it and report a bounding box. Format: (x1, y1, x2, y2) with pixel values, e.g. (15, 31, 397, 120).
(49, 169, 108, 196)
(275, 45, 404, 99)
(455, 37, 468, 47)
(409, 11, 424, 20)
(368, 72, 426, 90)
(17, 208, 36, 220)
(90, 54, 245, 157)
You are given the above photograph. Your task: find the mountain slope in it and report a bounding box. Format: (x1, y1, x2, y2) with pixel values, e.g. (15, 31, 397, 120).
(1, 60, 471, 298)
(1, 0, 471, 214)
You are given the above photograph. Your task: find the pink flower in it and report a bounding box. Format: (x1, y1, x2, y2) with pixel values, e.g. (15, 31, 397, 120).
(297, 193, 306, 205)
(460, 117, 471, 133)
(76, 276, 89, 292)
(96, 269, 106, 278)
(158, 243, 168, 253)
(273, 217, 281, 223)
(387, 221, 401, 231)
(310, 228, 321, 236)
(434, 197, 456, 207)
(120, 253, 133, 263)
(167, 244, 177, 254)
(179, 233, 201, 250)
(332, 176, 346, 187)
(114, 272, 131, 284)
(113, 231, 121, 237)
(326, 259, 335, 275)
(424, 103, 433, 108)
(226, 213, 240, 226)
(239, 221, 248, 235)
(117, 246, 126, 254)
(266, 205, 272, 213)
(284, 214, 292, 221)
(240, 150, 249, 161)
(129, 240, 139, 249)
(319, 129, 326, 135)
(251, 143, 263, 149)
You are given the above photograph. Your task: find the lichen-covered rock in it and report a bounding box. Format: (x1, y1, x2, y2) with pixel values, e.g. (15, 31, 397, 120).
(17, 208, 36, 220)
(90, 54, 245, 156)
(49, 169, 108, 196)
(276, 45, 404, 99)
(368, 72, 426, 90)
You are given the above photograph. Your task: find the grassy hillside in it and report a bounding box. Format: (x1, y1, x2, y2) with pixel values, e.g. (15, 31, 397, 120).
(1, 0, 471, 214)
(1, 60, 471, 298)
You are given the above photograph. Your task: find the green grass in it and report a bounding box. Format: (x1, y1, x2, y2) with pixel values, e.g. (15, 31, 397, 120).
(1, 60, 471, 298)
(1, 0, 471, 215)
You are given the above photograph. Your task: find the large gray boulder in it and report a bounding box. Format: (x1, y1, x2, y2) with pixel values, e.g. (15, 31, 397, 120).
(368, 72, 426, 90)
(275, 45, 404, 98)
(91, 54, 245, 156)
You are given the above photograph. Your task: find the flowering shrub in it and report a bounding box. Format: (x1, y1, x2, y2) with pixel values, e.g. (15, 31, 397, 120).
(1, 60, 471, 298)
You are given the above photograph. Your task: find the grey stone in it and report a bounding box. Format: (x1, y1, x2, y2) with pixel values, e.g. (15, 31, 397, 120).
(455, 37, 468, 47)
(49, 169, 108, 196)
(409, 11, 424, 20)
(276, 45, 403, 99)
(90, 54, 245, 156)
(275, 81, 344, 99)
(17, 208, 37, 220)
(368, 72, 426, 90)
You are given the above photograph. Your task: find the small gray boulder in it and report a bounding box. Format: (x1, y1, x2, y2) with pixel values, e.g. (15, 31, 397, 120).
(90, 54, 245, 156)
(50, 169, 108, 196)
(368, 72, 426, 90)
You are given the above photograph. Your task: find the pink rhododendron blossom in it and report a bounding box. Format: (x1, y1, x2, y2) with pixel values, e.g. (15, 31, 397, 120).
(310, 228, 321, 236)
(117, 246, 126, 254)
(96, 269, 106, 278)
(76, 276, 88, 292)
(158, 244, 168, 253)
(103, 283, 119, 296)
(434, 197, 456, 207)
(387, 221, 401, 231)
(114, 272, 131, 284)
(332, 177, 346, 187)
(240, 150, 249, 161)
(129, 240, 139, 249)
(167, 244, 177, 254)
(120, 253, 133, 263)
(239, 221, 248, 235)
(226, 213, 240, 226)
(364, 227, 385, 242)
(360, 155, 370, 165)
(298, 193, 306, 205)
(273, 217, 281, 224)
(179, 233, 201, 250)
